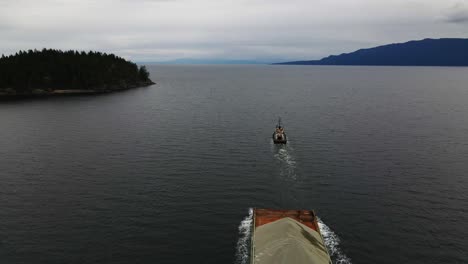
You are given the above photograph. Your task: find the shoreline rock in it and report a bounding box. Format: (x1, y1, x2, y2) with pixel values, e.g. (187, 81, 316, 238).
(0, 80, 155, 98)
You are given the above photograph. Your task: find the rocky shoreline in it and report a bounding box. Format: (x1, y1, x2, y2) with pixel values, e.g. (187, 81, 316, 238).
(0, 80, 155, 97)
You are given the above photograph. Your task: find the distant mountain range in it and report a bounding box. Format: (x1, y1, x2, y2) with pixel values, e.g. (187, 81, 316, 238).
(275, 38, 468, 66)
(145, 58, 274, 65)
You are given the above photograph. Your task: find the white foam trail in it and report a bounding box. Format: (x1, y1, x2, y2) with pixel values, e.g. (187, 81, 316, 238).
(276, 148, 296, 167)
(274, 147, 297, 180)
(235, 208, 253, 264)
(318, 218, 352, 264)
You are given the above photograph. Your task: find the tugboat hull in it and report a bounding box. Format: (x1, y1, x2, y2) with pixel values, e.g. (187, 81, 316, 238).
(272, 132, 287, 144)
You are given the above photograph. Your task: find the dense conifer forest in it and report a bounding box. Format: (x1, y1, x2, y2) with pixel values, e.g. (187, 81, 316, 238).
(0, 49, 154, 95)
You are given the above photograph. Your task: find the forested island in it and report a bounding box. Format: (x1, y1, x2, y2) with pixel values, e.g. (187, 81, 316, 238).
(275, 38, 468, 66)
(0, 49, 154, 96)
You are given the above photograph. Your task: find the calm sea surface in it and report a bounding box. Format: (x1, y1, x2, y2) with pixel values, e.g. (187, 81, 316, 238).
(1, 65, 468, 264)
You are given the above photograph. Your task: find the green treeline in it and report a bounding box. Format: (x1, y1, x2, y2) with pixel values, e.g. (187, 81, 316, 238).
(0, 49, 151, 92)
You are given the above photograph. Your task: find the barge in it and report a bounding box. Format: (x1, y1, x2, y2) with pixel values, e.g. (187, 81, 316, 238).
(251, 208, 332, 264)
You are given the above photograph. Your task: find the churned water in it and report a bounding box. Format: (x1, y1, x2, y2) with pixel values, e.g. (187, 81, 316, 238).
(1, 65, 468, 263)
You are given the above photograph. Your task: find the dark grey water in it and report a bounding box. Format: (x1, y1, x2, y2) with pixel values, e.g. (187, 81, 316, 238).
(1, 65, 468, 264)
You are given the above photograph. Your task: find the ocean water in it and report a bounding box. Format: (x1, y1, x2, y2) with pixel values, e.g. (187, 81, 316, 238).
(1, 65, 467, 264)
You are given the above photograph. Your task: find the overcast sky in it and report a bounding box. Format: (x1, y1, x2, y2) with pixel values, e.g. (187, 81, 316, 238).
(1, 0, 468, 62)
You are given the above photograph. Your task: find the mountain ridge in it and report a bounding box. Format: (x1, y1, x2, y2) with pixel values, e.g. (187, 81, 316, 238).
(275, 38, 468, 66)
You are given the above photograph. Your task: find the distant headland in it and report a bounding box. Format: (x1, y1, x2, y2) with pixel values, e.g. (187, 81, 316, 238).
(0, 49, 155, 97)
(275, 38, 468, 66)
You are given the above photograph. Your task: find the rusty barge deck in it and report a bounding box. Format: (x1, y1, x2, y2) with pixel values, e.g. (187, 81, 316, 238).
(254, 208, 320, 231)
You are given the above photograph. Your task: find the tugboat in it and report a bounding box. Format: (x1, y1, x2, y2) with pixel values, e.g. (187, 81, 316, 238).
(272, 118, 287, 144)
(251, 208, 332, 264)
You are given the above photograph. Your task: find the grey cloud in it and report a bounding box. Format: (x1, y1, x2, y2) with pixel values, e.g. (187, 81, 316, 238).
(444, 2, 468, 23)
(447, 14, 468, 23)
(0, 22, 12, 31)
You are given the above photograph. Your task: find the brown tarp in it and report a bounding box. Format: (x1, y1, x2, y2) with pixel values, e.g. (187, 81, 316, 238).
(253, 217, 332, 264)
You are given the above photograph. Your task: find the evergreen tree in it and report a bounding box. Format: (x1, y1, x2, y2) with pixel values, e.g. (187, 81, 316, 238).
(139, 66, 150, 81)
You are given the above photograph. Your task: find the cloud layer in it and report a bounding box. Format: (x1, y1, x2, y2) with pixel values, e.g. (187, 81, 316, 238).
(445, 2, 468, 23)
(1, 0, 467, 61)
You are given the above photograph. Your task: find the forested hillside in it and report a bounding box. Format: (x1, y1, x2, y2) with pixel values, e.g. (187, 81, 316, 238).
(0, 49, 153, 95)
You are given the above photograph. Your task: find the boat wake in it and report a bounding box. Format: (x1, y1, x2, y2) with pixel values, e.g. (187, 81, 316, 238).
(318, 218, 352, 264)
(235, 208, 253, 264)
(273, 145, 297, 180)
